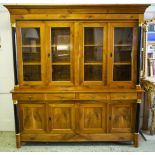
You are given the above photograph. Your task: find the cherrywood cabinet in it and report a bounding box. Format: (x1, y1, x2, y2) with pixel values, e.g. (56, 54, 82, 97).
(5, 4, 149, 148)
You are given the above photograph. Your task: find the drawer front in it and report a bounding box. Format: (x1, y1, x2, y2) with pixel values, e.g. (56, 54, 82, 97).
(79, 93, 109, 100)
(13, 93, 45, 101)
(110, 93, 137, 100)
(45, 93, 75, 100)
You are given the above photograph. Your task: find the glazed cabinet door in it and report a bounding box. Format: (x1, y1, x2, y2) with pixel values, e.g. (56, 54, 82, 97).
(46, 22, 74, 85)
(48, 101, 75, 133)
(79, 101, 107, 133)
(109, 101, 135, 133)
(19, 103, 46, 133)
(16, 21, 45, 85)
(79, 23, 107, 85)
(109, 23, 138, 88)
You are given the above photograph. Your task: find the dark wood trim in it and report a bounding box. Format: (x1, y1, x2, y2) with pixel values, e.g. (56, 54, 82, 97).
(135, 103, 140, 133)
(14, 103, 20, 134)
(137, 26, 142, 85)
(12, 27, 18, 85)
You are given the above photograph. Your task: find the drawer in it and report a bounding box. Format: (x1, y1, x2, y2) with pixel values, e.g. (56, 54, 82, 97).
(79, 93, 109, 100)
(110, 93, 137, 100)
(45, 93, 75, 100)
(13, 93, 45, 101)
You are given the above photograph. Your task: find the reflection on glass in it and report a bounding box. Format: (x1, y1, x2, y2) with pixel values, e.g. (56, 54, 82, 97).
(84, 65, 102, 81)
(113, 27, 133, 81)
(52, 47, 70, 62)
(23, 65, 41, 81)
(114, 46, 131, 62)
(84, 47, 102, 62)
(84, 27, 103, 82)
(113, 65, 131, 81)
(114, 28, 132, 45)
(21, 28, 41, 81)
(22, 47, 40, 62)
(51, 28, 70, 62)
(22, 28, 40, 45)
(84, 28, 103, 45)
(52, 65, 70, 81)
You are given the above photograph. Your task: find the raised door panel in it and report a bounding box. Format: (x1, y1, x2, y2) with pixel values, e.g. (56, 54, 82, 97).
(16, 21, 46, 86)
(79, 101, 106, 133)
(19, 103, 45, 133)
(109, 101, 135, 133)
(48, 101, 75, 133)
(108, 23, 138, 88)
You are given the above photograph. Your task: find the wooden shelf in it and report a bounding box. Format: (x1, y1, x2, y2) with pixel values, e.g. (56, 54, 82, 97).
(114, 62, 131, 65)
(114, 44, 132, 47)
(84, 44, 103, 47)
(23, 62, 41, 65)
(22, 45, 41, 48)
(84, 62, 102, 65)
(52, 62, 71, 65)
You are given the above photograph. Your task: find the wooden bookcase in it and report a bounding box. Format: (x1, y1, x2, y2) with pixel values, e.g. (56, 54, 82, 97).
(5, 4, 149, 148)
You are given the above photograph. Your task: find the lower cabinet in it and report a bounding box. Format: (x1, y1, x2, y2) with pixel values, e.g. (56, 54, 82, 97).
(19, 100, 135, 141)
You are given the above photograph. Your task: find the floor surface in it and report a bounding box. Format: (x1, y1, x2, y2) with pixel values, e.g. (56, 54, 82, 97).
(0, 131, 155, 152)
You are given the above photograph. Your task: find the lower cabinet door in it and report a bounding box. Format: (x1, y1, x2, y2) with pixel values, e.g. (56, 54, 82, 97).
(48, 101, 75, 133)
(109, 101, 135, 133)
(19, 102, 46, 133)
(79, 101, 107, 133)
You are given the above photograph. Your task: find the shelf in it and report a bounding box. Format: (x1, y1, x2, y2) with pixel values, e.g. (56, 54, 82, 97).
(84, 44, 103, 47)
(84, 62, 102, 65)
(114, 44, 132, 47)
(114, 62, 131, 65)
(52, 62, 71, 65)
(23, 62, 41, 65)
(22, 45, 41, 48)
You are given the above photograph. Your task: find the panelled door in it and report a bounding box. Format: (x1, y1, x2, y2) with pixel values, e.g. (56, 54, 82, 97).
(19, 102, 46, 133)
(79, 101, 107, 133)
(16, 21, 45, 85)
(48, 101, 75, 133)
(108, 23, 138, 88)
(46, 22, 74, 86)
(109, 101, 135, 133)
(79, 23, 107, 85)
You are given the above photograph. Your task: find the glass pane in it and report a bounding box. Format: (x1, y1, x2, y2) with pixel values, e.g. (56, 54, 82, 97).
(84, 27, 103, 45)
(84, 46, 103, 62)
(23, 65, 41, 81)
(51, 28, 70, 62)
(114, 28, 132, 45)
(52, 65, 70, 81)
(52, 47, 70, 62)
(114, 46, 132, 62)
(21, 28, 40, 45)
(114, 27, 132, 63)
(22, 47, 40, 62)
(113, 65, 131, 81)
(84, 65, 102, 81)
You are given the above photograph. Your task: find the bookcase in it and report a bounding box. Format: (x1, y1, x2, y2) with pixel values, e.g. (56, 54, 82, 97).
(5, 4, 149, 148)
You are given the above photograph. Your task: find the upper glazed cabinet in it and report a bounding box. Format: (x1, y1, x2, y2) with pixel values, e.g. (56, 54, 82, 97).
(16, 22, 137, 88)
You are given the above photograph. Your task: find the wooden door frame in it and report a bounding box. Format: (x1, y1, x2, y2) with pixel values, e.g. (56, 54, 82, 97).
(108, 22, 138, 88)
(78, 22, 108, 86)
(45, 22, 75, 86)
(16, 21, 46, 86)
